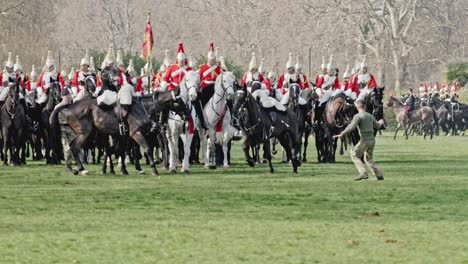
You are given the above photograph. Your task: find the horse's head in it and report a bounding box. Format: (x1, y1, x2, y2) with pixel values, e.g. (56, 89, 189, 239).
(370, 86, 385, 119)
(385, 95, 398, 107)
(250, 81, 262, 94)
(26, 87, 37, 108)
(85, 75, 97, 96)
(49, 80, 62, 104)
(217, 72, 236, 100)
(183, 70, 200, 102)
(101, 66, 120, 87)
(289, 83, 301, 106)
(231, 85, 249, 129)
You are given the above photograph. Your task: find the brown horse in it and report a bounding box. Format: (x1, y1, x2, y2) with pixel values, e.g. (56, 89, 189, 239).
(386, 95, 434, 140)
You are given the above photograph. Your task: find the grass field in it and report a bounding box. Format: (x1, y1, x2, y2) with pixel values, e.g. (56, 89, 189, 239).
(0, 132, 467, 263)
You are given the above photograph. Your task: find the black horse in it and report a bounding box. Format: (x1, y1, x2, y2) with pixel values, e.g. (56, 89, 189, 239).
(1, 82, 26, 166)
(232, 84, 300, 173)
(41, 80, 62, 164)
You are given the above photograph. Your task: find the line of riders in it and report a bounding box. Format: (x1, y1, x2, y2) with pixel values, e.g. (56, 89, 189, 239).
(0, 42, 466, 175)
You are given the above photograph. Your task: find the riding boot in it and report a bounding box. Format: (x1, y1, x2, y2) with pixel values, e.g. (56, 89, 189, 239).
(194, 100, 207, 130)
(269, 110, 277, 135)
(159, 110, 169, 131)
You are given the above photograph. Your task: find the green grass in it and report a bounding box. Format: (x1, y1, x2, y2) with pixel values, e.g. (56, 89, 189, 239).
(0, 133, 467, 263)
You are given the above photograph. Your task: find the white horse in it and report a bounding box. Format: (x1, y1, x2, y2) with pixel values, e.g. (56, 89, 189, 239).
(200, 72, 237, 169)
(166, 71, 200, 173)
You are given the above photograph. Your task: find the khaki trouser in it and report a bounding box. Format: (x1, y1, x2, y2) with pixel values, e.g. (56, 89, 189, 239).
(61, 126, 75, 167)
(351, 139, 383, 178)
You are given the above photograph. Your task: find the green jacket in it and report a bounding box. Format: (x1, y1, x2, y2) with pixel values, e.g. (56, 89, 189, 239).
(342, 111, 380, 141)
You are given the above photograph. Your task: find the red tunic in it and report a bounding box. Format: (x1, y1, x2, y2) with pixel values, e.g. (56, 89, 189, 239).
(315, 74, 325, 88)
(163, 65, 193, 91)
(241, 72, 264, 87)
(37, 72, 65, 91)
(199, 64, 221, 89)
(276, 73, 303, 92)
(135, 77, 146, 95)
(18, 75, 30, 91)
(152, 71, 164, 90)
(262, 79, 272, 93)
(333, 77, 340, 90)
(349, 74, 358, 95)
(299, 74, 310, 89)
(368, 74, 377, 89)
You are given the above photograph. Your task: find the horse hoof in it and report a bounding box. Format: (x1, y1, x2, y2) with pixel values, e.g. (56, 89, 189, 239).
(73, 170, 79, 175)
(121, 170, 129, 176)
(138, 170, 146, 175)
(247, 160, 255, 167)
(204, 164, 210, 169)
(100, 170, 106, 175)
(302, 158, 307, 163)
(209, 165, 216, 170)
(183, 170, 190, 174)
(81, 170, 89, 176)
(110, 170, 116, 176)
(223, 165, 229, 169)
(171, 169, 177, 174)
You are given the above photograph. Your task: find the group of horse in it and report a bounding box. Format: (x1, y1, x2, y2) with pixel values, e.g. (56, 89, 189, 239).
(7, 66, 460, 175)
(386, 93, 468, 140)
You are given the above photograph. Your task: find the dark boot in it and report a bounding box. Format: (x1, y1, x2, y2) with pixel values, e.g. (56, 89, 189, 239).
(194, 100, 207, 130)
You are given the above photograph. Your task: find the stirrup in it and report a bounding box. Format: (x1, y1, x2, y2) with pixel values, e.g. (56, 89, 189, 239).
(119, 123, 128, 136)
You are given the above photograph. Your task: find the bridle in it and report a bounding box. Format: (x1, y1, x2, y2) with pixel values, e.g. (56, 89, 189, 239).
(211, 72, 233, 117)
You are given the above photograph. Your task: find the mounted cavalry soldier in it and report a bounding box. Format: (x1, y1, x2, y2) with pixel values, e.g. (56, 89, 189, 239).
(341, 65, 357, 100)
(314, 56, 327, 95)
(318, 55, 337, 107)
(0, 52, 19, 109)
(295, 56, 309, 89)
(241, 52, 264, 92)
(196, 42, 221, 129)
(153, 50, 170, 91)
(14, 55, 31, 98)
(73, 50, 96, 100)
(161, 43, 193, 92)
(159, 42, 193, 125)
(276, 53, 301, 103)
(357, 56, 377, 95)
(403, 88, 417, 120)
(29, 65, 39, 93)
(97, 45, 119, 105)
(38, 51, 65, 94)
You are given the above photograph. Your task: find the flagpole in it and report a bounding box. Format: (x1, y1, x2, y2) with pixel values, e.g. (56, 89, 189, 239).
(146, 12, 151, 94)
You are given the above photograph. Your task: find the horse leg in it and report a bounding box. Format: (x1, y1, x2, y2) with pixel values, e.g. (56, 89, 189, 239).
(168, 133, 178, 173)
(242, 136, 255, 167)
(132, 131, 159, 176)
(264, 141, 274, 173)
(208, 128, 217, 169)
(182, 133, 193, 174)
(133, 142, 144, 175)
(2, 128, 9, 166)
(302, 129, 309, 162)
(70, 134, 88, 175)
(222, 131, 232, 169)
(394, 123, 401, 141)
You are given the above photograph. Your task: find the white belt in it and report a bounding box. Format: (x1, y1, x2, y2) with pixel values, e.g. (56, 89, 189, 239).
(203, 80, 215, 85)
(171, 82, 178, 87)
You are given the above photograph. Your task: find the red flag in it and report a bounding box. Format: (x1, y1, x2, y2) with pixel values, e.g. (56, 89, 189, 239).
(141, 15, 154, 60)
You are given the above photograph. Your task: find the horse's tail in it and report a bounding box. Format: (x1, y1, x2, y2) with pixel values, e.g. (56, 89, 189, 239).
(49, 104, 69, 159)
